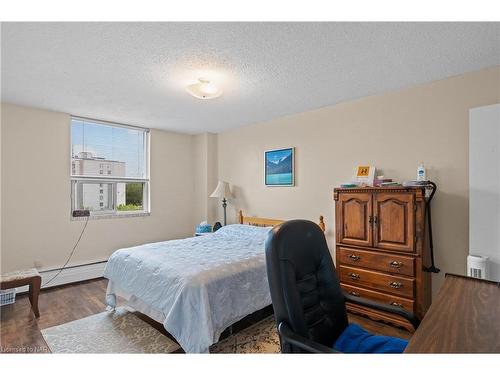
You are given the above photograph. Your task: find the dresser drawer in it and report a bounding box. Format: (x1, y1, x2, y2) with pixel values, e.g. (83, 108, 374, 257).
(337, 247, 415, 277)
(341, 283, 415, 311)
(339, 265, 415, 298)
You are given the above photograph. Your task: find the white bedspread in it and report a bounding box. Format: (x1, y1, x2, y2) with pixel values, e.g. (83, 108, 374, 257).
(103, 224, 272, 353)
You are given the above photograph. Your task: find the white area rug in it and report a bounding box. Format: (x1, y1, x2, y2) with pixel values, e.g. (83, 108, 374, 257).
(210, 316, 280, 354)
(42, 308, 280, 354)
(41, 308, 180, 353)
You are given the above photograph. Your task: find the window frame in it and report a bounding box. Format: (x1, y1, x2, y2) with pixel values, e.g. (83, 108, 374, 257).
(70, 116, 151, 218)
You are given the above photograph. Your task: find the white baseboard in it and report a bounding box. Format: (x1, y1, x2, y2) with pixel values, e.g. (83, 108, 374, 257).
(14, 261, 107, 293)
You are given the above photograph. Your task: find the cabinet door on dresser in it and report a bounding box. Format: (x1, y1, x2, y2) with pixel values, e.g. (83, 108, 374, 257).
(337, 193, 373, 247)
(373, 193, 415, 252)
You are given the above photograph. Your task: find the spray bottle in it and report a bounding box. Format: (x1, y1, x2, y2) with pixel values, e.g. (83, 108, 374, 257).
(417, 162, 426, 182)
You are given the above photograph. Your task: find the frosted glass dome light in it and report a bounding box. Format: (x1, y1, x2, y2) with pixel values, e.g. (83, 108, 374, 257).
(186, 78, 222, 100)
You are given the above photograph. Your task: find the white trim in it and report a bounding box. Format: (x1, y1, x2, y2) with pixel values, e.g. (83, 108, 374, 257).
(15, 262, 107, 293)
(70, 180, 151, 218)
(70, 211, 151, 221)
(69, 116, 151, 218)
(70, 176, 149, 182)
(145, 131, 151, 210)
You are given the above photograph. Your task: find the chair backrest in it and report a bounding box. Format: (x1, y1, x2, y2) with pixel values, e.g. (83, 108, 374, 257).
(265, 219, 348, 352)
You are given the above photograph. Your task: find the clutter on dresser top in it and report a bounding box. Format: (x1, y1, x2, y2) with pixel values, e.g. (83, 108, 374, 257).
(340, 163, 430, 189)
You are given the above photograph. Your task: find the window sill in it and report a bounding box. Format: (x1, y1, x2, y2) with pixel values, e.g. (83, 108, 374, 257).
(70, 211, 151, 221)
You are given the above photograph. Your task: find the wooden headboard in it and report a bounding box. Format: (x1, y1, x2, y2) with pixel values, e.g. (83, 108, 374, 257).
(238, 210, 325, 232)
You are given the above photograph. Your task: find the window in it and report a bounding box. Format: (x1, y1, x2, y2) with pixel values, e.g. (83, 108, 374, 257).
(71, 117, 150, 217)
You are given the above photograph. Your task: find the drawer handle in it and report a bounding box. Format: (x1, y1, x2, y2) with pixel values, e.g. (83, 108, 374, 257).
(349, 254, 361, 261)
(389, 261, 403, 269)
(349, 291, 360, 297)
(389, 281, 403, 289)
(390, 301, 403, 308)
(348, 273, 360, 280)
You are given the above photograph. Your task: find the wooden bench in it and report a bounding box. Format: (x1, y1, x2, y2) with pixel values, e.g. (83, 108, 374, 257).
(0, 268, 41, 317)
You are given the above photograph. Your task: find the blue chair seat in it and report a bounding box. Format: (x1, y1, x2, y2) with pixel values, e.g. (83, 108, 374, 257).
(334, 324, 408, 353)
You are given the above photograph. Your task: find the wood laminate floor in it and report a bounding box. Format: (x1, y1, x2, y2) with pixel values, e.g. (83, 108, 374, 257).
(0, 278, 411, 353)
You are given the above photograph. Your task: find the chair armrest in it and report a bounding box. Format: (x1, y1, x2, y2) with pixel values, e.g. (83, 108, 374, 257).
(343, 292, 421, 329)
(278, 322, 340, 353)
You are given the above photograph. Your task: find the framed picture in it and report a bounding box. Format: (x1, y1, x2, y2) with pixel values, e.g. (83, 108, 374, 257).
(352, 165, 376, 186)
(265, 147, 295, 186)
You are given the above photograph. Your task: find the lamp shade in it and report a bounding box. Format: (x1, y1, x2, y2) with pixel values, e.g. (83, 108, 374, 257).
(210, 181, 231, 199)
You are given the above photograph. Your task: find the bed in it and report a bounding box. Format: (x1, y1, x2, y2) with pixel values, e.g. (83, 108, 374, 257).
(104, 211, 325, 353)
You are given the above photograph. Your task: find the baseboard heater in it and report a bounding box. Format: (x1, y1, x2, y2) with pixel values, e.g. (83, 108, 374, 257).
(15, 261, 108, 293)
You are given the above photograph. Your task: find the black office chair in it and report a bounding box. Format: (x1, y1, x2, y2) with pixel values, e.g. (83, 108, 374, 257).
(265, 219, 420, 353)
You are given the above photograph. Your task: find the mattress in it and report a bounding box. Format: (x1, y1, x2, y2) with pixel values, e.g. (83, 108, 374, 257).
(104, 224, 272, 353)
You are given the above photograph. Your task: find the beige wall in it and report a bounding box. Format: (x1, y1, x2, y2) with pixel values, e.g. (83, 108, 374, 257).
(193, 133, 218, 225)
(1, 103, 196, 273)
(2, 67, 499, 295)
(217, 66, 500, 295)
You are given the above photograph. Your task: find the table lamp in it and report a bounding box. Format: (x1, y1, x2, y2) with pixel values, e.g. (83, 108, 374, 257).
(210, 181, 232, 226)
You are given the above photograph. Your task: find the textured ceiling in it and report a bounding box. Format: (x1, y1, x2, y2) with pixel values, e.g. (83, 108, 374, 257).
(1, 22, 499, 134)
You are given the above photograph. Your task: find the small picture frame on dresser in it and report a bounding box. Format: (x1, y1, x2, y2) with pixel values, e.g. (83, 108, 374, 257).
(352, 165, 376, 186)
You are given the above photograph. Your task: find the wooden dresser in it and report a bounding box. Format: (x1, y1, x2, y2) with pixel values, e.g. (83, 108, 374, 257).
(333, 186, 431, 331)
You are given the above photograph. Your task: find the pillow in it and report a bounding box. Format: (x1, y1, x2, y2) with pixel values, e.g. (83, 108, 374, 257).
(333, 323, 408, 353)
(213, 224, 272, 240)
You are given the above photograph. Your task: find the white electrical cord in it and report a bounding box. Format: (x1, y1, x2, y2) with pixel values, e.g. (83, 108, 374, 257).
(41, 215, 90, 288)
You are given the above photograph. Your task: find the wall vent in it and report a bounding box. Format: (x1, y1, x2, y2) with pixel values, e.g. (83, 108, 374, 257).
(467, 255, 489, 280)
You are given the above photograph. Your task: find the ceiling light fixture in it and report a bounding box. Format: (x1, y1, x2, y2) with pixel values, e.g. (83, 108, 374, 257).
(186, 78, 222, 100)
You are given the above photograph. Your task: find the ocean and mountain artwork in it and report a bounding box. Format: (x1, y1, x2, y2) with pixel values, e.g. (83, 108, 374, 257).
(265, 148, 294, 186)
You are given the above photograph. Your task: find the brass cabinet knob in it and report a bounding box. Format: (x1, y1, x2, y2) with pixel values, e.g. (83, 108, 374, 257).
(349, 254, 361, 261)
(389, 281, 403, 289)
(349, 291, 360, 297)
(349, 273, 360, 280)
(390, 301, 403, 308)
(389, 261, 403, 268)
